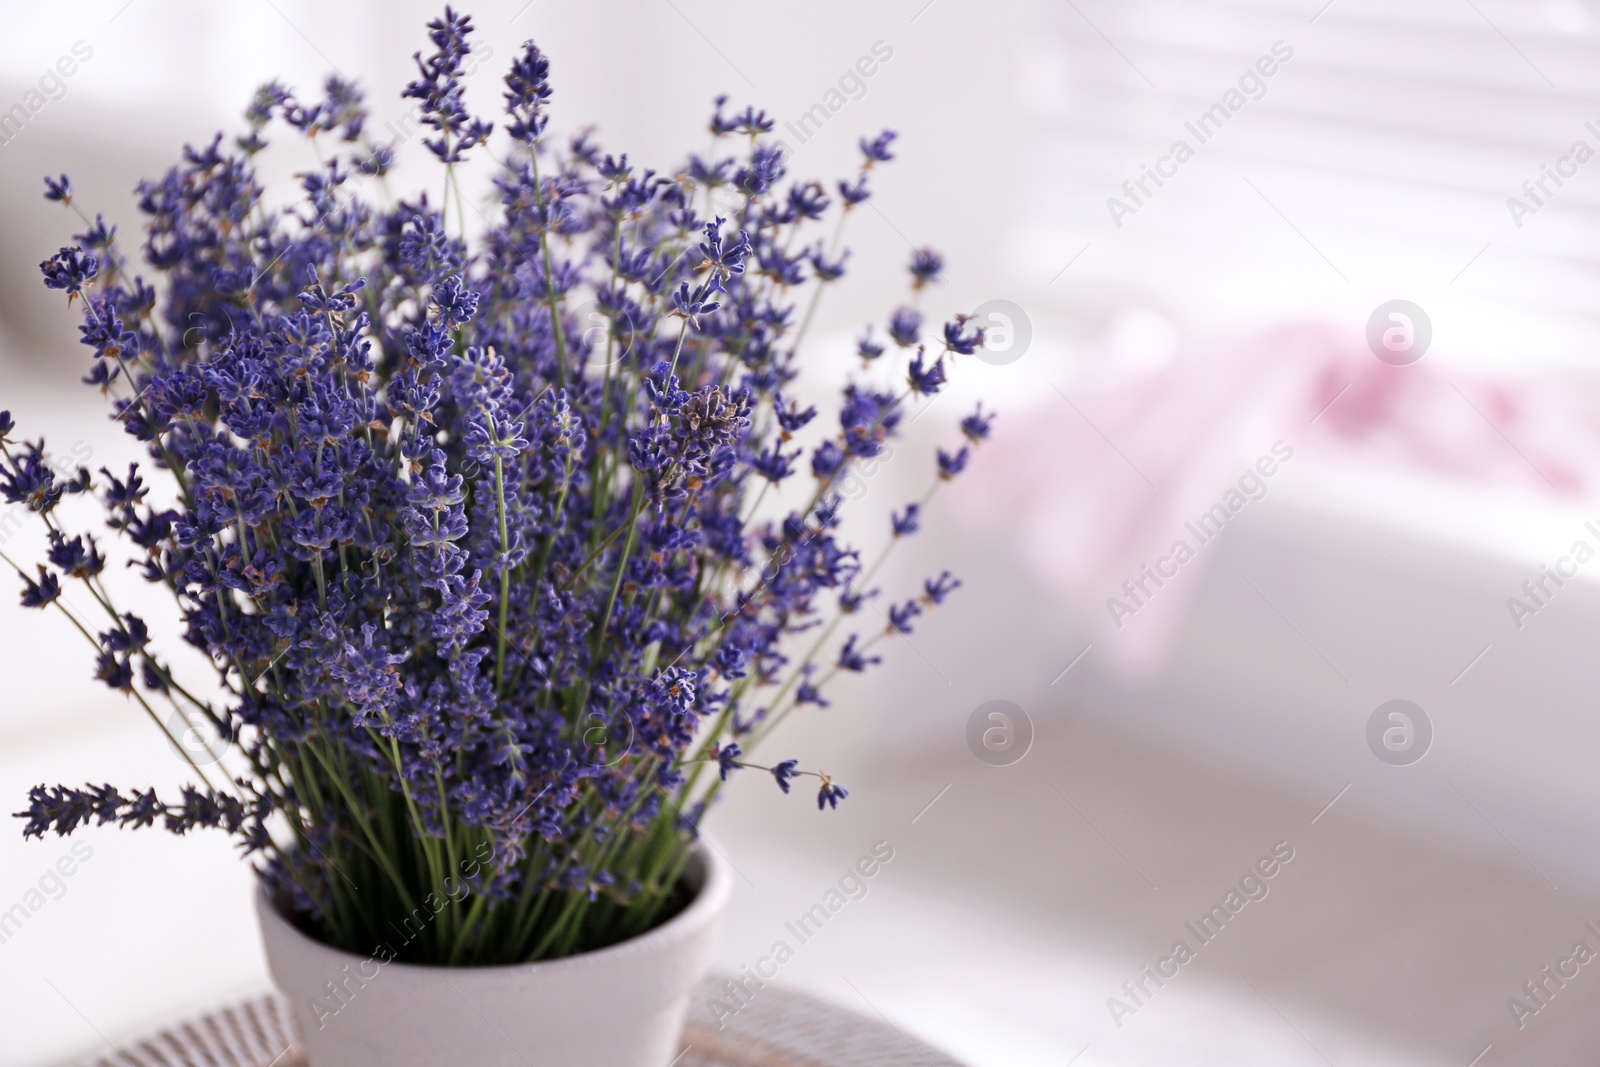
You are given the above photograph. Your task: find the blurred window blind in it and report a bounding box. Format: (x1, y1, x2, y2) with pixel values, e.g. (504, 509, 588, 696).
(1018, 0, 1600, 368)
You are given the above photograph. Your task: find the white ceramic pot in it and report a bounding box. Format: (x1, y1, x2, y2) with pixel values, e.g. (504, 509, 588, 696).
(256, 842, 731, 1067)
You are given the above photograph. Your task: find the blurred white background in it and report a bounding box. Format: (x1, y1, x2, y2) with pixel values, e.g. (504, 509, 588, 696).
(6, 1, 1600, 1064)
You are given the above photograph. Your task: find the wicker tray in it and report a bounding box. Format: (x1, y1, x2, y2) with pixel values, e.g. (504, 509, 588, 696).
(83, 977, 969, 1067)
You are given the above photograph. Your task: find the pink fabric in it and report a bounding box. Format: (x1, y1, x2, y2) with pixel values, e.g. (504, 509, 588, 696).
(969, 323, 1600, 673)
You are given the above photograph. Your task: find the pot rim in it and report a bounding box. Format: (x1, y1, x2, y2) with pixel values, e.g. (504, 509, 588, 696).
(256, 833, 732, 978)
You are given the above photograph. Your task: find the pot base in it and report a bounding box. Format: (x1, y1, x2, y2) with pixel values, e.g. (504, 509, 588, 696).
(257, 841, 732, 1067)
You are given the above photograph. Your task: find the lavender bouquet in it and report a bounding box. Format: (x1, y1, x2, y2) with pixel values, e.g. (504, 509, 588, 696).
(6, 9, 990, 966)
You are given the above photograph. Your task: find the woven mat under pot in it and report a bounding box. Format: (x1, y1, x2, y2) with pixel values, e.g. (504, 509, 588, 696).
(81, 975, 970, 1067)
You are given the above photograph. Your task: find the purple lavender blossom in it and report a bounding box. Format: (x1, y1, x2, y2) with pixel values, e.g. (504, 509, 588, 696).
(909, 248, 944, 289)
(6, 9, 992, 968)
